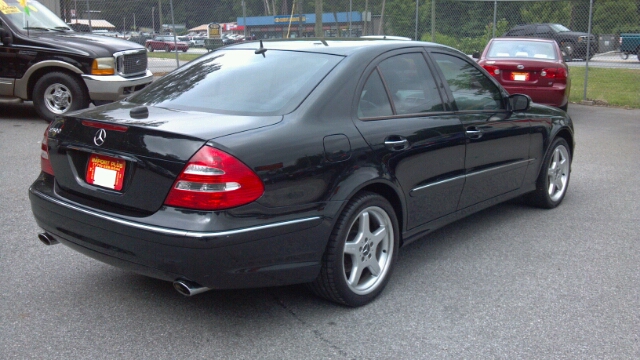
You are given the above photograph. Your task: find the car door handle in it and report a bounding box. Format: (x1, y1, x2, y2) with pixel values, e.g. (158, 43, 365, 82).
(466, 127, 483, 139)
(384, 137, 410, 151)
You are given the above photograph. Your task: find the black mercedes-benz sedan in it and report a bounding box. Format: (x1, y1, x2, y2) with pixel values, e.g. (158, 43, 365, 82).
(29, 39, 574, 307)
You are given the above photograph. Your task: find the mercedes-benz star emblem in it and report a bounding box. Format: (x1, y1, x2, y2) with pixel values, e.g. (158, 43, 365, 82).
(94, 129, 107, 146)
(517, 64, 525, 69)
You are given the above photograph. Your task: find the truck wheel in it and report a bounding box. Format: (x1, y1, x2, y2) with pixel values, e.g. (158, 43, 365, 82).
(147, 45, 154, 52)
(182, 48, 188, 52)
(33, 72, 90, 123)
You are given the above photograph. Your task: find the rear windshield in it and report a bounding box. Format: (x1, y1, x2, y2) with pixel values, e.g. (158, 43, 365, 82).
(127, 49, 342, 115)
(487, 40, 557, 60)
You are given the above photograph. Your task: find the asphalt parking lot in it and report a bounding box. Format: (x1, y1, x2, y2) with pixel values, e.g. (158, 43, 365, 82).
(0, 103, 638, 359)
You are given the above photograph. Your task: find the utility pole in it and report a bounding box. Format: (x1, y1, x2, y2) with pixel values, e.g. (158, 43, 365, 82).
(85, 0, 92, 32)
(158, 0, 164, 34)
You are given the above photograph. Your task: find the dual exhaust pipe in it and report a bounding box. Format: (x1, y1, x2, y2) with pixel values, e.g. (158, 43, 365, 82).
(173, 279, 211, 296)
(38, 232, 210, 297)
(38, 232, 59, 246)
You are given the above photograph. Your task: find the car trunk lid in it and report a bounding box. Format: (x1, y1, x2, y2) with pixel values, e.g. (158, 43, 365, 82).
(47, 103, 282, 214)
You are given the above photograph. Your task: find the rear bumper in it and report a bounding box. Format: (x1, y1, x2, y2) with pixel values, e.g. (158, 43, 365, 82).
(29, 176, 334, 289)
(82, 70, 153, 102)
(503, 84, 568, 108)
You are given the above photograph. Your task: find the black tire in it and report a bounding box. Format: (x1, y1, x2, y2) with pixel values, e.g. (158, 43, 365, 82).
(308, 192, 399, 307)
(32, 72, 90, 123)
(525, 138, 571, 209)
(147, 45, 154, 52)
(182, 48, 188, 52)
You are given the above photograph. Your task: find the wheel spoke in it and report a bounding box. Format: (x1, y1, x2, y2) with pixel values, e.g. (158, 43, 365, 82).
(357, 211, 371, 238)
(370, 226, 387, 247)
(344, 242, 361, 256)
(367, 260, 381, 277)
(347, 262, 364, 286)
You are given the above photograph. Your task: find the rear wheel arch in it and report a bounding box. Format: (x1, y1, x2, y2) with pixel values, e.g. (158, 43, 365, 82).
(344, 182, 405, 246)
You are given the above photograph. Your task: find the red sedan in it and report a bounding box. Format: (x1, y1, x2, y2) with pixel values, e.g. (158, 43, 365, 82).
(476, 38, 570, 111)
(145, 35, 190, 52)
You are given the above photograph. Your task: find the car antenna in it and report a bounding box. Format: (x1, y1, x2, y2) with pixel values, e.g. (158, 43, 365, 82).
(255, 40, 267, 57)
(320, 39, 328, 46)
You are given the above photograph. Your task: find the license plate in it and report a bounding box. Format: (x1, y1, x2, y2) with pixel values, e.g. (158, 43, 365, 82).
(511, 72, 529, 81)
(86, 154, 126, 191)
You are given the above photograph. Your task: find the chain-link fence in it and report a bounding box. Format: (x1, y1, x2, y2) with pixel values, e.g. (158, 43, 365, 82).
(57, 0, 640, 99)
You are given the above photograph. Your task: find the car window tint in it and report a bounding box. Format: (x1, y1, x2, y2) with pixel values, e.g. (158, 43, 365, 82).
(432, 53, 504, 111)
(127, 49, 342, 116)
(377, 53, 444, 114)
(358, 70, 393, 118)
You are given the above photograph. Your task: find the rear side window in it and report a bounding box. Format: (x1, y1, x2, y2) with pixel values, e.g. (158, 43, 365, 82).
(377, 53, 444, 114)
(432, 53, 504, 112)
(128, 49, 342, 115)
(358, 70, 393, 118)
(358, 52, 444, 118)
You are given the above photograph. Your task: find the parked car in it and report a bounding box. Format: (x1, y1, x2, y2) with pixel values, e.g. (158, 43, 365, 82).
(475, 38, 570, 111)
(619, 33, 640, 61)
(145, 35, 189, 52)
(0, 0, 152, 122)
(30, 39, 574, 307)
(503, 23, 598, 61)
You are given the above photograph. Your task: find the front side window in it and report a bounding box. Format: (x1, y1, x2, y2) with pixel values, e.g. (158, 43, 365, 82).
(128, 49, 342, 116)
(432, 53, 504, 112)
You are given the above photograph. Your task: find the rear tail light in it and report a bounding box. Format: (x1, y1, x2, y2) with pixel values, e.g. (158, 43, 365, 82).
(164, 146, 264, 211)
(541, 67, 568, 80)
(40, 126, 54, 176)
(482, 65, 501, 77)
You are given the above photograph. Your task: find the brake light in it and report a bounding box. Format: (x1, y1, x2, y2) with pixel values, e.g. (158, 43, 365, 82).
(40, 126, 54, 176)
(82, 120, 128, 132)
(541, 67, 567, 80)
(482, 65, 501, 77)
(164, 146, 264, 210)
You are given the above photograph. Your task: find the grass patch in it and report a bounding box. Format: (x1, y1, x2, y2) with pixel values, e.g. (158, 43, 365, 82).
(147, 52, 202, 61)
(569, 67, 640, 108)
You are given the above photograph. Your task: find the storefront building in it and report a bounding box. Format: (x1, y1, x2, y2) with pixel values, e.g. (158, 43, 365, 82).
(238, 11, 369, 39)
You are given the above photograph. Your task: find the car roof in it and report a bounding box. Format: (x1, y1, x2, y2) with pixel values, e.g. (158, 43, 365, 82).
(491, 37, 557, 43)
(227, 39, 450, 56)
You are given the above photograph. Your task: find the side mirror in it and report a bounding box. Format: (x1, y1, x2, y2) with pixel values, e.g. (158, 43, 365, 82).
(0, 27, 13, 46)
(509, 94, 531, 112)
(472, 51, 480, 59)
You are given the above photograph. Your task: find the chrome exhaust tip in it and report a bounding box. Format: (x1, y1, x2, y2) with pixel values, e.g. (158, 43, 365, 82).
(38, 232, 59, 246)
(173, 279, 211, 297)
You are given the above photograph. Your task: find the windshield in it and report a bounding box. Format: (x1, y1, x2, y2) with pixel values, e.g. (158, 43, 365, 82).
(487, 40, 557, 60)
(549, 24, 571, 33)
(127, 49, 342, 116)
(1, 0, 70, 31)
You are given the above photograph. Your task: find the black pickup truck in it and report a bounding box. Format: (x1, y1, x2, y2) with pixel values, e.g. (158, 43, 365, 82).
(0, 0, 153, 122)
(504, 23, 598, 61)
